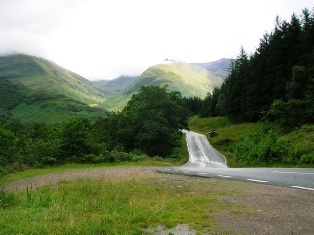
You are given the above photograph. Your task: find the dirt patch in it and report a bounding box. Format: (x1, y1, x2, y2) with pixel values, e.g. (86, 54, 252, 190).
(3, 166, 159, 192)
(3, 167, 314, 234)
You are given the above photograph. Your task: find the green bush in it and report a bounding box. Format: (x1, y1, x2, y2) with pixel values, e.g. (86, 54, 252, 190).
(233, 129, 288, 166)
(284, 141, 314, 164)
(110, 151, 132, 162)
(233, 126, 314, 167)
(300, 152, 314, 164)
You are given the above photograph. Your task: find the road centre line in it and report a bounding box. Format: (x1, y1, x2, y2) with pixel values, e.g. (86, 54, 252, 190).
(218, 175, 232, 178)
(246, 179, 268, 183)
(291, 186, 314, 191)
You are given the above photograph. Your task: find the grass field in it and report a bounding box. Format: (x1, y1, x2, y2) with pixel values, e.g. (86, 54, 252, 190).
(1, 167, 247, 235)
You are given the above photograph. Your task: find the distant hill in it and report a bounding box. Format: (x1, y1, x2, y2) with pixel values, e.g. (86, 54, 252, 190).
(104, 61, 224, 111)
(192, 58, 233, 78)
(92, 75, 138, 94)
(0, 78, 108, 123)
(0, 54, 230, 112)
(0, 54, 108, 105)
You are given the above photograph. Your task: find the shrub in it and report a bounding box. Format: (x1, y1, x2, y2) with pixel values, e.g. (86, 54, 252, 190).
(233, 129, 288, 166)
(110, 151, 132, 162)
(284, 141, 314, 164)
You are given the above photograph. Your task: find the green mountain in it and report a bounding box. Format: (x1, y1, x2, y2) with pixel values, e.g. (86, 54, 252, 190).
(92, 75, 138, 95)
(0, 78, 108, 124)
(0, 54, 108, 105)
(104, 61, 224, 111)
(0, 54, 228, 112)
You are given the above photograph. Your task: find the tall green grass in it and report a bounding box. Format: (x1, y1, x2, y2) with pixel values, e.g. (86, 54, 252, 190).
(0, 175, 245, 234)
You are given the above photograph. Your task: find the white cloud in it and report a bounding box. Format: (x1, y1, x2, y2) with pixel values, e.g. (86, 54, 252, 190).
(0, 0, 313, 80)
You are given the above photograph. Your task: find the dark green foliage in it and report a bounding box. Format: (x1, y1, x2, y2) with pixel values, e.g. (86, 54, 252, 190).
(263, 99, 314, 131)
(233, 128, 287, 165)
(183, 96, 204, 116)
(0, 126, 17, 166)
(286, 66, 308, 99)
(117, 86, 189, 156)
(0, 78, 28, 110)
(188, 8, 314, 129)
(233, 126, 314, 166)
(0, 85, 188, 174)
(60, 118, 92, 161)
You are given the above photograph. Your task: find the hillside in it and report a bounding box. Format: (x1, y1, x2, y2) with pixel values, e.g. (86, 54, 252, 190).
(192, 58, 232, 78)
(0, 54, 108, 105)
(104, 61, 224, 110)
(92, 75, 138, 94)
(0, 78, 108, 123)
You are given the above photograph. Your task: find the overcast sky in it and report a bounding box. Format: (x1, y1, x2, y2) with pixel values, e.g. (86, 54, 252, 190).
(0, 0, 313, 80)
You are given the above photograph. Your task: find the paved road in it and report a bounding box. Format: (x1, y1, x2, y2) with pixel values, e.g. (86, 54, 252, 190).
(158, 130, 314, 191)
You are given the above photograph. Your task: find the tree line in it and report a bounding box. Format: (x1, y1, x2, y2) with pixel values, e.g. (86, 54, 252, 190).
(185, 8, 314, 131)
(0, 86, 188, 174)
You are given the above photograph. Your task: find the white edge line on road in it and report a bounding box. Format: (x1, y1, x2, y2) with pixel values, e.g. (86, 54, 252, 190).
(291, 186, 314, 191)
(246, 179, 268, 183)
(274, 171, 314, 175)
(218, 175, 232, 178)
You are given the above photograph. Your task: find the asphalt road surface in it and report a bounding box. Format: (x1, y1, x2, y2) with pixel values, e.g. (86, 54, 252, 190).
(158, 130, 314, 191)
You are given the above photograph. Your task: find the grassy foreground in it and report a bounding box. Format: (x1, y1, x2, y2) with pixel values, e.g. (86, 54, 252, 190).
(1, 169, 246, 235)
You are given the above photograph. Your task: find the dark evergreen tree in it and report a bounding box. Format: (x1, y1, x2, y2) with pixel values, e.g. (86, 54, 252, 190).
(216, 8, 314, 125)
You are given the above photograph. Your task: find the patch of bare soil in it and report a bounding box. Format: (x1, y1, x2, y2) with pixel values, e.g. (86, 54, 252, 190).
(3, 166, 159, 192)
(3, 167, 314, 234)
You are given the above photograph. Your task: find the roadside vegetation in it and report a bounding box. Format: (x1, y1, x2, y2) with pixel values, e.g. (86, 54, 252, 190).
(0, 85, 188, 176)
(1, 170, 247, 235)
(184, 8, 314, 168)
(189, 116, 314, 167)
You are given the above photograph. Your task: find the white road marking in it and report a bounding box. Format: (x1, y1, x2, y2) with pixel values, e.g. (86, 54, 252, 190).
(273, 171, 314, 175)
(246, 179, 268, 183)
(291, 186, 314, 191)
(218, 175, 232, 178)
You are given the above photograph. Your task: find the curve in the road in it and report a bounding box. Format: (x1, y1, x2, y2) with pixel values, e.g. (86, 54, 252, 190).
(158, 130, 314, 191)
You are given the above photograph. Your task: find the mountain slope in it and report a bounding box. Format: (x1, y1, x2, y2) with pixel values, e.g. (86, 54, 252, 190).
(0, 54, 108, 105)
(104, 61, 224, 110)
(92, 75, 138, 94)
(192, 58, 233, 78)
(0, 78, 108, 123)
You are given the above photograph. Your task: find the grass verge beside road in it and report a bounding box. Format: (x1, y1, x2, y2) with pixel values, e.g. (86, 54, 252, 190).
(1, 169, 245, 235)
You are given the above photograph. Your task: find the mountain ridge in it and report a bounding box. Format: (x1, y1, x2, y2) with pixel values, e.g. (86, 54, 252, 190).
(0, 77, 108, 123)
(0, 54, 231, 113)
(192, 58, 233, 78)
(104, 61, 225, 110)
(0, 54, 108, 105)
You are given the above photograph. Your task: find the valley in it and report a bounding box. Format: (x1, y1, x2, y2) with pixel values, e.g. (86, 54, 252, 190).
(0, 54, 230, 121)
